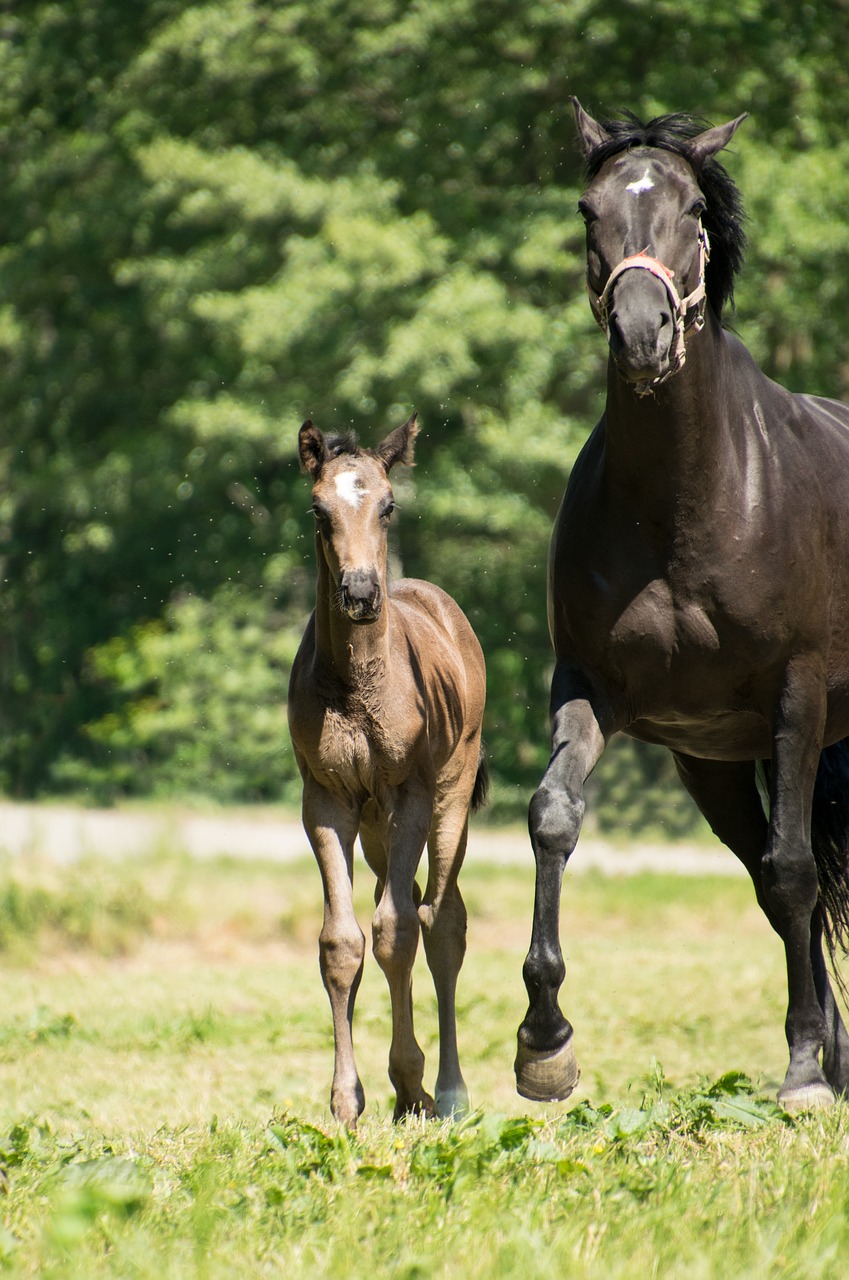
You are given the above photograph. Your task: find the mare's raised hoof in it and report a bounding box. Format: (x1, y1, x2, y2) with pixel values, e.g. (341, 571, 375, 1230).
(514, 1034, 580, 1102)
(777, 1080, 836, 1113)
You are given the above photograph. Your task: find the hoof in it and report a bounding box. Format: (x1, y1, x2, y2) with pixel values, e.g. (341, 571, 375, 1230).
(330, 1077, 365, 1130)
(515, 1035, 580, 1102)
(393, 1091, 436, 1122)
(778, 1081, 836, 1114)
(435, 1083, 470, 1121)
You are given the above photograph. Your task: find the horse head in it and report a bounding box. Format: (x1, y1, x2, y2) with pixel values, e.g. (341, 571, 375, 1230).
(298, 414, 418, 623)
(572, 100, 747, 393)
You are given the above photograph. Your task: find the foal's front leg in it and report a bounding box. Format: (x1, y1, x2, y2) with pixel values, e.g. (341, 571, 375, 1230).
(372, 785, 434, 1120)
(516, 674, 607, 1102)
(302, 777, 366, 1128)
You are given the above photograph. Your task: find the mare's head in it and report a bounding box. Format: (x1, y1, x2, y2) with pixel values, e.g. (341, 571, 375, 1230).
(573, 99, 747, 392)
(299, 414, 418, 623)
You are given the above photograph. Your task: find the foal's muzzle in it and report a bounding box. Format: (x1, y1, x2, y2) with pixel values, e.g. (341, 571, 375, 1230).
(339, 569, 383, 622)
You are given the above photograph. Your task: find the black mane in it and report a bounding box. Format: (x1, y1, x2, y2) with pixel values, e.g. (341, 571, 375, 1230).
(583, 111, 747, 315)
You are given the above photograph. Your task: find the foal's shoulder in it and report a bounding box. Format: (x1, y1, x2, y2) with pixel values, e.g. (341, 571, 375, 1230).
(390, 576, 458, 617)
(390, 578, 476, 640)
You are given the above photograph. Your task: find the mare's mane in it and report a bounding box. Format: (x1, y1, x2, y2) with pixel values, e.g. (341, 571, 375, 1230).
(582, 111, 747, 315)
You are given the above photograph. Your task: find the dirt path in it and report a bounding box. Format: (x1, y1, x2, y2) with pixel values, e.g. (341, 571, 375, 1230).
(0, 800, 743, 876)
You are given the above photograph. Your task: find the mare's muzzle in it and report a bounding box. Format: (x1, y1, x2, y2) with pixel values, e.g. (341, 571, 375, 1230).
(588, 227, 710, 396)
(608, 270, 675, 385)
(339, 569, 383, 622)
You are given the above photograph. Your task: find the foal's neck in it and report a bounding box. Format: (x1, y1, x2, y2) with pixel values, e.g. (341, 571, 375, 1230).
(313, 539, 390, 686)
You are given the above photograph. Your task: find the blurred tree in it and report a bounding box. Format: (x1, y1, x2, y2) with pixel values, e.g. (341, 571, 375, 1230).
(2, 1, 848, 828)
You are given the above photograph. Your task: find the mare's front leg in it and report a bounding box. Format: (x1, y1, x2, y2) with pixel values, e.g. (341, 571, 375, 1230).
(302, 776, 366, 1128)
(372, 783, 434, 1120)
(515, 670, 606, 1101)
(764, 664, 833, 1110)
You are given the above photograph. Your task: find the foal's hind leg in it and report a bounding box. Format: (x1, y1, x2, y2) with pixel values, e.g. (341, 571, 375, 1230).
(673, 753, 839, 1109)
(371, 787, 434, 1120)
(302, 778, 366, 1128)
(418, 786, 475, 1119)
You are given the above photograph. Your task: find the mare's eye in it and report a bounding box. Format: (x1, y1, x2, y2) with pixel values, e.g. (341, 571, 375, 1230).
(689, 198, 707, 217)
(578, 200, 597, 224)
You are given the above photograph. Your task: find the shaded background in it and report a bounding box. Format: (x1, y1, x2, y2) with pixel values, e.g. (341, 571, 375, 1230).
(2, 0, 848, 831)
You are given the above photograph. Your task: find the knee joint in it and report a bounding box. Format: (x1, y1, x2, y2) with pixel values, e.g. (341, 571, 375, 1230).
(529, 784, 583, 857)
(372, 901, 419, 969)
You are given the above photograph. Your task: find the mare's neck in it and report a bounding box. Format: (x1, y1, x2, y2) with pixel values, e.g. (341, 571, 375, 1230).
(602, 308, 738, 514)
(313, 536, 390, 683)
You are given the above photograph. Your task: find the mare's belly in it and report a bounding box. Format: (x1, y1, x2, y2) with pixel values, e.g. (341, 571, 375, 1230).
(626, 710, 772, 761)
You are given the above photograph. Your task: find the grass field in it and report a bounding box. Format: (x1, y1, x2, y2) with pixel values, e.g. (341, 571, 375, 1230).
(0, 837, 847, 1277)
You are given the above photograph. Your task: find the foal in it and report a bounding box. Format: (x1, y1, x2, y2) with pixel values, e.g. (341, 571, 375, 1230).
(288, 414, 487, 1127)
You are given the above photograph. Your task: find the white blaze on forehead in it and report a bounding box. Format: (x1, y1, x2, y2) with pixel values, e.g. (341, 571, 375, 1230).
(626, 167, 654, 195)
(334, 470, 366, 507)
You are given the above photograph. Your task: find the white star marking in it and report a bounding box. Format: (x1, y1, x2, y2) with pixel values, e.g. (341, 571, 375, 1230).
(626, 168, 654, 195)
(334, 471, 366, 508)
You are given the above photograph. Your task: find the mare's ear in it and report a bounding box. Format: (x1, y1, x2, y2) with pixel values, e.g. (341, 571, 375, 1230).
(375, 412, 419, 472)
(684, 114, 748, 170)
(572, 98, 612, 158)
(298, 420, 329, 477)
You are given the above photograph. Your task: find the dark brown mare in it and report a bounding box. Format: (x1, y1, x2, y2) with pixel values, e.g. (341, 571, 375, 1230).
(289, 415, 487, 1127)
(515, 100, 849, 1112)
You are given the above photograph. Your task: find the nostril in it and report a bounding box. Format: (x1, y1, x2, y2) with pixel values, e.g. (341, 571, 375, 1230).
(659, 310, 672, 330)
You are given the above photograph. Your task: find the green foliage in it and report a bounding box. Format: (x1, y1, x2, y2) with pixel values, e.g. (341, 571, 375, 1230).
(3, 3, 849, 829)
(53, 587, 304, 804)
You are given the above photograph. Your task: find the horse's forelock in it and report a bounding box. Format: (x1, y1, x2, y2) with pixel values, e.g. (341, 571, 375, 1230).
(583, 111, 747, 315)
(324, 431, 361, 459)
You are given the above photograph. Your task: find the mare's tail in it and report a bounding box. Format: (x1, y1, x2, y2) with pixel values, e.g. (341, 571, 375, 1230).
(810, 739, 849, 964)
(471, 745, 490, 813)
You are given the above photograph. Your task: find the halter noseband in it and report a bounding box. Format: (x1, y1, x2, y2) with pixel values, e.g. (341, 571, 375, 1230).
(587, 224, 711, 395)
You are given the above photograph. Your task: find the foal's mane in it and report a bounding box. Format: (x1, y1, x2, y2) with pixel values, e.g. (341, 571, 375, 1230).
(583, 112, 747, 315)
(324, 431, 361, 458)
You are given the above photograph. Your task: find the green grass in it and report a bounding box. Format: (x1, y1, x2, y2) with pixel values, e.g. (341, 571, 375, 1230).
(0, 845, 846, 1276)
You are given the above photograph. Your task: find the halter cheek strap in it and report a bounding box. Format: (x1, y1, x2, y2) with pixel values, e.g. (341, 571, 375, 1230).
(587, 225, 711, 393)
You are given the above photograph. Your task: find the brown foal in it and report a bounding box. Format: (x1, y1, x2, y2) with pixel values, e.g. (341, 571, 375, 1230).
(288, 414, 487, 1127)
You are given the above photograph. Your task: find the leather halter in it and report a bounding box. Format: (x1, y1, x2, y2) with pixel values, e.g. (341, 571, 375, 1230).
(587, 224, 711, 394)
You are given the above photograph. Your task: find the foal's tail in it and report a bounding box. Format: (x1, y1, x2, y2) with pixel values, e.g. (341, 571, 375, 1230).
(810, 739, 849, 966)
(471, 745, 490, 813)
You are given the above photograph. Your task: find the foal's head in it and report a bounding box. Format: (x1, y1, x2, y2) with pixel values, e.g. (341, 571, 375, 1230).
(573, 99, 747, 392)
(299, 414, 418, 623)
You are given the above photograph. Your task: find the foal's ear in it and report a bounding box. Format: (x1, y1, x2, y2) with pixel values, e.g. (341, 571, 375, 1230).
(685, 113, 748, 170)
(572, 98, 612, 158)
(375, 412, 419, 473)
(298, 420, 329, 478)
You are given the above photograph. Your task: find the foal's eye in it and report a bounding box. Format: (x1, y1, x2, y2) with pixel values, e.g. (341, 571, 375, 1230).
(380, 501, 396, 521)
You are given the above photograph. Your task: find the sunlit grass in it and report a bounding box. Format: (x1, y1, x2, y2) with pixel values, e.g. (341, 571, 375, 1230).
(0, 845, 843, 1275)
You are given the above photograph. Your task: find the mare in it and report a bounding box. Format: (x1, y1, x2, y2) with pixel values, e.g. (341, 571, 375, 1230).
(515, 101, 849, 1112)
(289, 414, 487, 1127)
